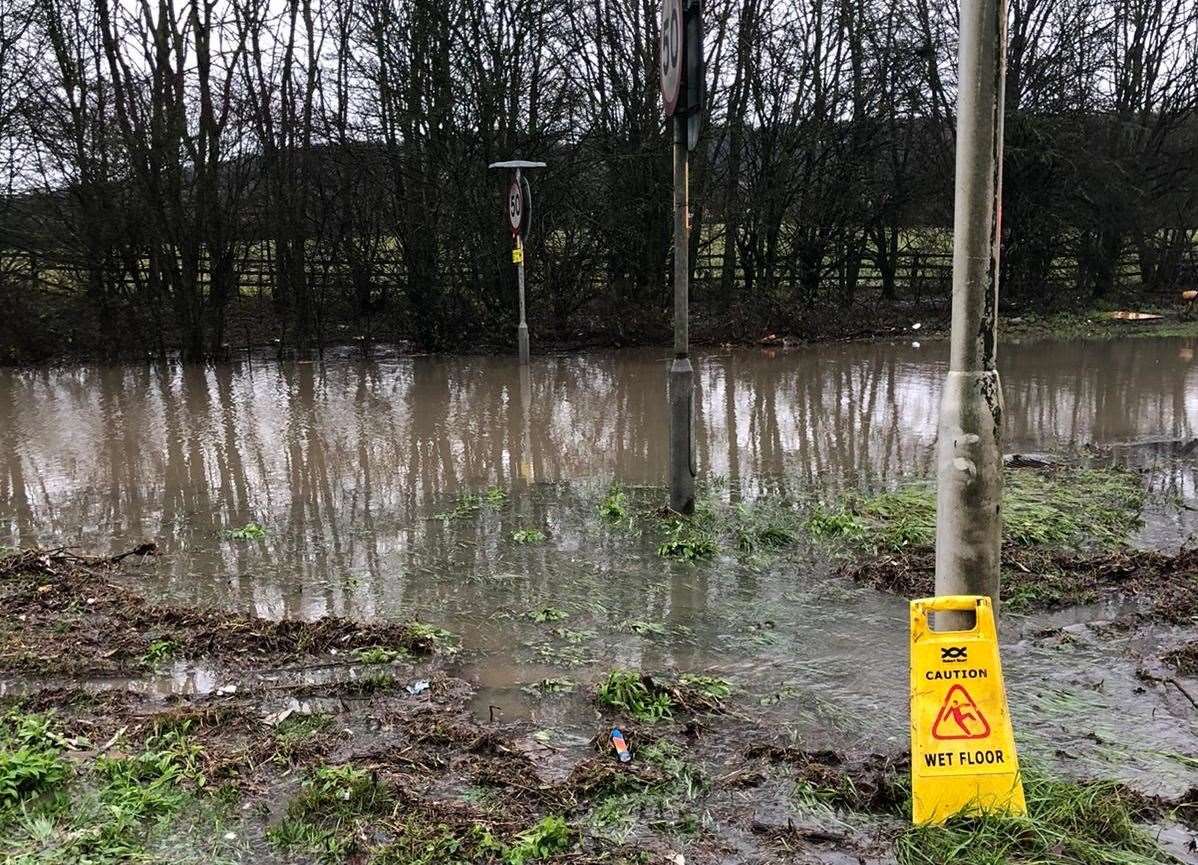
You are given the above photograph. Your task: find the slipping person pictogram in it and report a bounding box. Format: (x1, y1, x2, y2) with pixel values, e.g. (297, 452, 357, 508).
(931, 684, 991, 740)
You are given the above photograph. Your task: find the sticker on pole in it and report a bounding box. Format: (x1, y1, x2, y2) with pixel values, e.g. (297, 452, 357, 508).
(512, 247, 524, 264)
(909, 595, 1025, 825)
(507, 177, 524, 235)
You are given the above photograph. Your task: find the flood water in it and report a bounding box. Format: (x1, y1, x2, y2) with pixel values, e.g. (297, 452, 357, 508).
(2, 334, 1196, 795)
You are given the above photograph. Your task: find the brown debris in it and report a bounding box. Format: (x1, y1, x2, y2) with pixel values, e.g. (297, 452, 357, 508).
(844, 543, 1198, 621)
(0, 547, 443, 677)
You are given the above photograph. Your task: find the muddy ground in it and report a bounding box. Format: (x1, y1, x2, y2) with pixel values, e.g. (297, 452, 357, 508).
(843, 545, 1198, 625)
(0, 548, 1194, 864)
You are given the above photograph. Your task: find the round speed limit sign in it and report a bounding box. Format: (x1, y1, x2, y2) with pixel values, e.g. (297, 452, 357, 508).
(660, 0, 683, 116)
(507, 178, 524, 235)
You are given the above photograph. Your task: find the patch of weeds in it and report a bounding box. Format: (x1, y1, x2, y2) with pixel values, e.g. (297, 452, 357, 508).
(1003, 468, 1143, 549)
(433, 492, 482, 521)
(549, 626, 592, 644)
(526, 606, 568, 623)
(403, 622, 458, 654)
(268, 764, 392, 861)
(0, 711, 69, 807)
(618, 620, 667, 637)
(1003, 578, 1092, 614)
(532, 643, 595, 666)
(346, 671, 397, 696)
(273, 714, 333, 764)
(895, 769, 1172, 865)
(589, 740, 704, 843)
(224, 522, 266, 541)
(370, 818, 500, 865)
(0, 721, 222, 863)
(511, 528, 546, 545)
(656, 519, 718, 562)
(595, 670, 673, 723)
(677, 674, 731, 702)
(521, 677, 577, 697)
(142, 639, 178, 668)
(814, 467, 1144, 555)
(483, 486, 509, 507)
(733, 502, 800, 554)
(505, 815, 570, 864)
(353, 646, 406, 665)
(805, 504, 870, 542)
(599, 485, 632, 527)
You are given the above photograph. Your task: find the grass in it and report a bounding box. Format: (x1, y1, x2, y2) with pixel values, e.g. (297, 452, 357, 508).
(142, 639, 178, 668)
(597, 482, 805, 563)
(268, 764, 393, 861)
(732, 501, 801, 553)
(511, 528, 547, 545)
(594, 670, 673, 723)
(223, 521, 266, 540)
(368, 814, 568, 865)
(526, 606, 569, 623)
(273, 714, 334, 764)
(807, 467, 1144, 554)
(598, 485, 633, 526)
(677, 674, 731, 702)
(0, 716, 215, 864)
(433, 486, 509, 521)
(588, 739, 705, 843)
(521, 677, 577, 697)
(656, 518, 719, 561)
(504, 815, 571, 865)
(353, 646, 406, 665)
(0, 711, 69, 808)
(896, 769, 1173, 865)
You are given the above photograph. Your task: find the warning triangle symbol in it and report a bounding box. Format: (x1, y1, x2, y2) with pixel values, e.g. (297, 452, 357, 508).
(931, 684, 991, 740)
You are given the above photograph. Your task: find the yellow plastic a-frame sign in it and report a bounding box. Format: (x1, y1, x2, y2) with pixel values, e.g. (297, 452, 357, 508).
(910, 595, 1025, 824)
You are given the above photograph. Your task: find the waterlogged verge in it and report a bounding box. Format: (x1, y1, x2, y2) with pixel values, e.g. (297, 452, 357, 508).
(0, 550, 1191, 863)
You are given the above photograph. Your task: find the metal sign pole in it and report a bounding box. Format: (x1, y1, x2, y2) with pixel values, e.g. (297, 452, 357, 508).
(514, 168, 530, 365)
(934, 0, 1007, 627)
(669, 113, 695, 515)
(661, 0, 696, 515)
(489, 159, 545, 365)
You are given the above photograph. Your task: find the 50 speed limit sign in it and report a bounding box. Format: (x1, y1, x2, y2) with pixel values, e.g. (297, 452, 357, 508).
(507, 177, 524, 235)
(659, 0, 684, 116)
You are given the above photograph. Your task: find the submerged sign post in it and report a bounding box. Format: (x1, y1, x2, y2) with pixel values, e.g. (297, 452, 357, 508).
(909, 595, 1025, 824)
(661, 0, 703, 515)
(489, 160, 545, 364)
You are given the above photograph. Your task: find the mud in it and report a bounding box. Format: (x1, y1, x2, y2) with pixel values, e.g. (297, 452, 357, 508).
(845, 544, 1198, 622)
(0, 547, 445, 678)
(2, 548, 1194, 863)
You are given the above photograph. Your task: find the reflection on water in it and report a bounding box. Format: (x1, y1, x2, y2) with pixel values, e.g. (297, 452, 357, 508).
(1, 336, 1196, 794)
(3, 337, 1194, 548)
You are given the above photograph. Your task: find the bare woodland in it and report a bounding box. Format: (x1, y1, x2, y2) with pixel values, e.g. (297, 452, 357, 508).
(0, 0, 1195, 360)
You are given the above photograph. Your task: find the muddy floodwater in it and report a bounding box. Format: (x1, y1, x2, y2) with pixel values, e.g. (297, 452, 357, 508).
(2, 335, 1196, 799)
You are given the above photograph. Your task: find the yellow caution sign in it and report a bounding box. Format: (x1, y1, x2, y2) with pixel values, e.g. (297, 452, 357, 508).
(910, 595, 1025, 824)
(512, 247, 524, 264)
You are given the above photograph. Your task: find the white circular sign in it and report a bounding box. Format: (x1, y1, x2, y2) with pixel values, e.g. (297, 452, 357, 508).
(507, 178, 523, 235)
(660, 0, 683, 117)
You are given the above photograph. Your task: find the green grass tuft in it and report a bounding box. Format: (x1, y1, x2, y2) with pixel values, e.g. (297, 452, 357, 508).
(511, 528, 547, 545)
(504, 815, 571, 865)
(897, 770, 1171, 865)
(353, 646, 406, 665)
(224, 521, 266, 541)
(656, 518, 718, 561)
(598, 485, 632, 526)
(810, 467, 1143, 554)
(0, 712, 69, 808)
(269, 764, 392, 861)
(595, 670, 673, 723)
